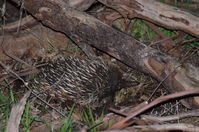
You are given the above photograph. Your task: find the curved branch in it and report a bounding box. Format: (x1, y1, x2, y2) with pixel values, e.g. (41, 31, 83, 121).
(98, 0, 199, 39)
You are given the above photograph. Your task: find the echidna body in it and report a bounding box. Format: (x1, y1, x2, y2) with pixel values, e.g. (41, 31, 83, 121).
(31, 57, 137, 105)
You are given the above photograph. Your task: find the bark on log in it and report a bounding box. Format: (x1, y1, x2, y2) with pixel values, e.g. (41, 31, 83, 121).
(98, 0, 199, 39)
(67, 0, 96, 11)
(65, 0, 98, 58)
(12, 0, 199, 108)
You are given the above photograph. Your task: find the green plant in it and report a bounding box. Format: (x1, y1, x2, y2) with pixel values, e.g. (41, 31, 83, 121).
(82, 106, 104, 132)
(181, 35, 199, 49)
(60, 105, 75, 132)
(0, 82, 18, 131)
(21, 101, 41, 132)
(60, 105, 104, 132)
(131, 19, 157, 42)
(64, 41, 82, 55)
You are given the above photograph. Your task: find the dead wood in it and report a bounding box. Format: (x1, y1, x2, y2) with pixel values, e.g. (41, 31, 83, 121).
(98, 0, 199, 39)
(164, 0, 199, 12)
(62, 0, 98, 58)
(133, 123, 199, 132)
(109, 89, 199, 130)
(10, 0, 199, 108)
(142, 109, 199, 123)
(6, 91, 31, 132)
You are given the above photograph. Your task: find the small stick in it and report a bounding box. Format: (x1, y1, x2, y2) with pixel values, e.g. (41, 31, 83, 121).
(146, 64, 181, 102)
(133, 123, 199, 132)
(109, 108, 127, 117)
(142, 109, 199, 123)
(108, 89, 199, 130)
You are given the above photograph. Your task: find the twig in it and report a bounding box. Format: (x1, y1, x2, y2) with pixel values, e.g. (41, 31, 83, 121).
(142, 109, 199, 123)
(109, 101, 148, 117)
(16, 0, 24, 33)
(51, 72, 66, 88)
(109, 108, 127, 117)
(0, 61, 28, 86)
(146, 64, 181, 102)
(144, 20, 167, 39)
(159, 100, 180, 116)
(1, 42, 32, 68)
(108, 89, 199, 130)
(149, 35, 178, 46)
(133, 123, 199, 132)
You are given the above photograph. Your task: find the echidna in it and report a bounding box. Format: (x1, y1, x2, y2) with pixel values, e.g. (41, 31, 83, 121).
(30, 57, 138, 106)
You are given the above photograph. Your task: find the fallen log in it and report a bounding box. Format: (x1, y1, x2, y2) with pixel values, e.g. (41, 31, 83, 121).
(11, 0, 199, 108)
(98, 0, 199, 39)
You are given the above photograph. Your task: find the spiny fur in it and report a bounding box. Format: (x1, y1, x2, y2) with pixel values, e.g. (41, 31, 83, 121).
(31, 57, 122, 105)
